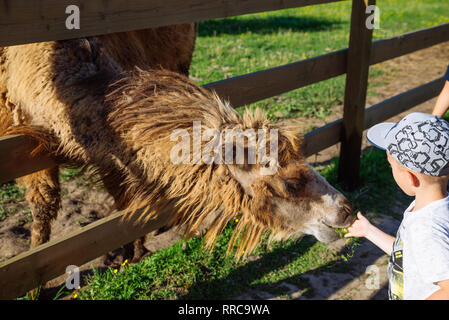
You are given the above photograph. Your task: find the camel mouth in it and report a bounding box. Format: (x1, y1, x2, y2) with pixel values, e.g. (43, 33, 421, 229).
(321, 219, 352, 230)
(321, 220, 338, 231)
(304, 219, 347, 243)
(321, 219, 353, 239)
(321, 220, 332, 228)
(321, 210, 355, 229)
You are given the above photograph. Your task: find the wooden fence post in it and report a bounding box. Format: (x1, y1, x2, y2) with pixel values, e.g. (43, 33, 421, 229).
(338, 0, 376, 190)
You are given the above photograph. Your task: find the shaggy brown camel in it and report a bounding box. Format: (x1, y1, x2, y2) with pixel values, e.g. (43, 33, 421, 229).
(0, 23, 353, 263)
(0, 23, 198, 262)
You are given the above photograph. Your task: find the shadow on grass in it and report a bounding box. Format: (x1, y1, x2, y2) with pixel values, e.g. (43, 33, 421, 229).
(37, 266, 110, 300)
(180, 234, 393, 300)
(261, 235, 394, 300)
(198, 15, 343, 37)
(181, 236, 318, 299)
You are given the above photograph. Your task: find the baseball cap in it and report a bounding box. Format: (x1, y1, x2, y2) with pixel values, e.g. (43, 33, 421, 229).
(366, 112, 449, 177)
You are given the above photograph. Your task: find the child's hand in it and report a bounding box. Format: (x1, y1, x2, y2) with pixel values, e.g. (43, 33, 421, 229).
(344, 211, 372, 238)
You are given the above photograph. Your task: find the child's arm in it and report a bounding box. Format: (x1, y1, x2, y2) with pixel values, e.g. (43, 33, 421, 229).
(432, 80, 449, 118)
(426, 280, 449, 300)
(345, 212, 395, 256)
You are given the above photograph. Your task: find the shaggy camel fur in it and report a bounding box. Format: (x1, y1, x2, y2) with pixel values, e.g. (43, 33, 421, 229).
(0, 24, 197, 260)
(0, 24, 353, 261)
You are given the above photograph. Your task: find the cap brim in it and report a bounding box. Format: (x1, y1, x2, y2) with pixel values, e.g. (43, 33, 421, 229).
(366, 122, 395, 150)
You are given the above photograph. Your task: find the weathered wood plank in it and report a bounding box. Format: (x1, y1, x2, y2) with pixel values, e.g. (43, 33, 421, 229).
(364, 77, 445, 128)
(303, 119, 343, 158)
(302, 77, 446, 157)
(207, 23, 449, 108)
(0, 0, 343, 47)
(0, 135, 56, 184)
(371, 23, 449, 65)
(205, 49, 347, 108)
(337, 0, 375, 189)
(0, 207, 173, 300)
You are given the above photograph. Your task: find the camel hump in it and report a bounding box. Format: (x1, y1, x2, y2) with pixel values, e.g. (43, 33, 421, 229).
(96, 23, 197, 75)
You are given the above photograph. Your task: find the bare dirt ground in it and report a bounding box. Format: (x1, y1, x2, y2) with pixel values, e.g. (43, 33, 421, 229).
(1, 41, 448, 300)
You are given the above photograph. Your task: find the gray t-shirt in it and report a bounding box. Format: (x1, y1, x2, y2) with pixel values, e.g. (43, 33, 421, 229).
(388, 196, 449, 300)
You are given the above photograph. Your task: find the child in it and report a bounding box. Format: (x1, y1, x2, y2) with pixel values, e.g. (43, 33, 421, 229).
(432, 65, 449, 118)
(345, 112, 449, 300)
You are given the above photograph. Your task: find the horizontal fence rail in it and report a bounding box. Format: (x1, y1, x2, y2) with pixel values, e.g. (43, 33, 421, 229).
(0, 135, 56, 185)
(0, 207, 173, 300)
(302, 77, 446, 156)
(207, 22, 449, 108)
(371, 23, 449, 65)
(0, 0, 344, 47)
(205, 49, 347, 108)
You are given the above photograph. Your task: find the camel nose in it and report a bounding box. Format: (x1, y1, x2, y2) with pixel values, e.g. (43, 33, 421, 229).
(343, 200, 353, 216)
(341, 209, 356, 226)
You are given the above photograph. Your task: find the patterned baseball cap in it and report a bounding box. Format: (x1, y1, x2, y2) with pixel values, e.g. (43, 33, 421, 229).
(367, 112, 449, 176)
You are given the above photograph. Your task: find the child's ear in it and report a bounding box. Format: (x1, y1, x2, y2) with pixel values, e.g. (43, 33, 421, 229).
(407, 170, 420, 188)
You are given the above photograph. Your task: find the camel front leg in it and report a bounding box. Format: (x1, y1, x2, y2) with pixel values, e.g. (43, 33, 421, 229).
(100, 172, 149, 264)
(19, 166, 61, 248)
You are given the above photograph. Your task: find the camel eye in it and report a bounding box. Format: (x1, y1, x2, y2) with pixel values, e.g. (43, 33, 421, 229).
(260, 160, 271, 169)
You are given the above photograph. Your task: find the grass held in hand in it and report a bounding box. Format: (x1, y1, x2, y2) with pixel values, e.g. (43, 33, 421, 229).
(334, 227, 361, 262)
(334, 227, 349, 238)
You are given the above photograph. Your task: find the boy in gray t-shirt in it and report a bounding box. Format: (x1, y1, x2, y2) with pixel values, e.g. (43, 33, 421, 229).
(345, 112, 449, 300)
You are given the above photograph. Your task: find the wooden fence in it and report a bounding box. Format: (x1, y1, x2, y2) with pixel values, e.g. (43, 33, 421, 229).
(1, 0, 448, 299)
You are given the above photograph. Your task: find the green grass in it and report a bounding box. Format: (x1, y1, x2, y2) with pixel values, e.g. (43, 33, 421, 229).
(0, 181, 26, 222)
(59, 167, 83, 182)
(0, 181, 25, 203)
(59, 166, 106, 191)
(190, 0, 449, 121)
(74, 147, 409, 300)
(77, 226, 333, 300)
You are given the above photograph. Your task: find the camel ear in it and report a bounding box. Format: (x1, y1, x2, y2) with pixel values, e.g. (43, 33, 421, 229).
(226, 164, 260, 197)
(221, 128, 259, 167)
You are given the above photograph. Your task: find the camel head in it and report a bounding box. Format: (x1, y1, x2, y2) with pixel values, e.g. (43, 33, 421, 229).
(106, 68, 354, 258)
(215, 111, 354, 252)
(226, 154, 354, 245)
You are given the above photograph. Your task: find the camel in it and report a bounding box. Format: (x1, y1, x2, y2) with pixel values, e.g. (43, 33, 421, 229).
(0, 23, 354, 263)
(1, 23, 199, 262)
